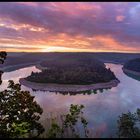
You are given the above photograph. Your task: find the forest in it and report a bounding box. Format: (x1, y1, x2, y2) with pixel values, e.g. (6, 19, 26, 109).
(123, 58, 140, 72)
(26, 57, 117, 85)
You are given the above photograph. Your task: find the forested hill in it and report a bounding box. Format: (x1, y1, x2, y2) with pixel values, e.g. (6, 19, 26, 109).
(26, 56, 118, 85)
(123, 58, 140, 72)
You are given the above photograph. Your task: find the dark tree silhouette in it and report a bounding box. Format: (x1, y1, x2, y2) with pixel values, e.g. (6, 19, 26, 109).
(46, 104, 88, 138)
(0, 51, 7, 64)
(0, 80, 44, 138)
(117, 109, 140, 138)
(0, 51, 7, 85)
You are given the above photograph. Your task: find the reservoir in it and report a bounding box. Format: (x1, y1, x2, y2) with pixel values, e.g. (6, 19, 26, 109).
(1, 63, 140, 138)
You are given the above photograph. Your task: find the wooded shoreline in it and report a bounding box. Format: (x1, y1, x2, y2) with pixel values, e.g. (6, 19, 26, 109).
(19, 78, 120, 92)
(122, 67, 140, 77)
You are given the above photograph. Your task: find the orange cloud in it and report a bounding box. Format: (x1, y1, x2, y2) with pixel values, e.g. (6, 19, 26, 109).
(0, 2, 140, 53)
(116, 15, 125, 22)
(1, 34, 140, 53)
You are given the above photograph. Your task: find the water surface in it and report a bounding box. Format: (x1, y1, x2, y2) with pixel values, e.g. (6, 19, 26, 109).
(1, 63, 140, 138)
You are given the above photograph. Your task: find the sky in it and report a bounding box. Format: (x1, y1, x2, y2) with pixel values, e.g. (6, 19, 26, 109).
(0, 2, 140, 53)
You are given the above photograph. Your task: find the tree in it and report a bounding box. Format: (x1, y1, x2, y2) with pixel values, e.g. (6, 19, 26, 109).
(0, 80, 44, 138)
(0, 51, 7, 64)
(45, 104, 88, 138)
(0, 51, 7, 85)
(117, 108, 140, 138)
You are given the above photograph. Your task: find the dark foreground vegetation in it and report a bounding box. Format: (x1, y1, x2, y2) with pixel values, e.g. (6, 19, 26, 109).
(123, 58, 140, 72)
(0, 51, 7, 84)
(0, 80, 44, 138)
(117, 108, 140, 138)
(26, 57, 117, 85)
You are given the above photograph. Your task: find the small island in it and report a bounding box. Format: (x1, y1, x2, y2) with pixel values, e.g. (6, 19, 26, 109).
(122, 58, 140, 81)
(20, 56, 120, 92)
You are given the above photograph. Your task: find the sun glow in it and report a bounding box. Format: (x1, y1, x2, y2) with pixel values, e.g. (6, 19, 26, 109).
(41, 46, 91, 52)
(0, 2, 140, 53)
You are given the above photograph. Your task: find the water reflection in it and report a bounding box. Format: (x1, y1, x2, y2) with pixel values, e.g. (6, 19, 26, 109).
(1, 63, 140, 138)
(31, 88, 112, 95)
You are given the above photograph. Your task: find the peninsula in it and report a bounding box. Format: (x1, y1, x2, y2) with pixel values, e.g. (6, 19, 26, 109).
(20, 55, 120, 92)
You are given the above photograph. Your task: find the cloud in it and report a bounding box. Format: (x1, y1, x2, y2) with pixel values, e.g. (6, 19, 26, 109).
(0, 2, 140, 52)
(116, 15, 125, 22)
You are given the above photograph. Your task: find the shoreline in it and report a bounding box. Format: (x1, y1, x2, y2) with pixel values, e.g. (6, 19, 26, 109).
(122, 67, 140, 77)
(103, 60, 124, 65)
(19, 78, 120, 92)
(0, 62, 41, 72)
(36, 64, 48, 70)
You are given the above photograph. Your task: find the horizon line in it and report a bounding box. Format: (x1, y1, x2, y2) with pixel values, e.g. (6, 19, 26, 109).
(5, 51, 140, 54)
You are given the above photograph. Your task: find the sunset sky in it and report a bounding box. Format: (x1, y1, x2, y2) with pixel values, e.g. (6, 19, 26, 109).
(0, 2, 140, 53)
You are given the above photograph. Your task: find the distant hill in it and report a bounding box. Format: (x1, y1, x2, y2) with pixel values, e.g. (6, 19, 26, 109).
(123, 58, 140, 72)
(1, 52, 140, 68)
